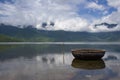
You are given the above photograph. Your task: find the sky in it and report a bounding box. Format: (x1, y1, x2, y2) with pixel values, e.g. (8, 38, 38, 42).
(0, 0, 120, 32)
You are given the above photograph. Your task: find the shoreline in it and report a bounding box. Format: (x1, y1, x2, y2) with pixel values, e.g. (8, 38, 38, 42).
(0, 42, 120, 45)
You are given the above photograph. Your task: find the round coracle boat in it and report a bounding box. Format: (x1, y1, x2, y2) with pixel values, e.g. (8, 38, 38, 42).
(72, 49, 105, 60)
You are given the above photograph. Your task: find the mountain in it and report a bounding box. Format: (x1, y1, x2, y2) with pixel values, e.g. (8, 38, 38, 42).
(95, 22, 117, 28)
(0, 23, 120, 42)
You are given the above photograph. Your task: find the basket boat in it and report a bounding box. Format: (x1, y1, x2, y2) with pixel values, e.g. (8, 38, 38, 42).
(72, 49, 105, 60)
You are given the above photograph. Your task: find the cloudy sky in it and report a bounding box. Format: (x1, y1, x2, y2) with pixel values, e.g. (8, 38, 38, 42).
(0, 0, 120, 32)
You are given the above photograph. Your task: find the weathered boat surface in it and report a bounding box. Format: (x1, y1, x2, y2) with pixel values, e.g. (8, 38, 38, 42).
(72, 49, 105, 60)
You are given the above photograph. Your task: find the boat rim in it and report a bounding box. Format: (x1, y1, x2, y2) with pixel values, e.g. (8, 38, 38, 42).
(71, 49, 106, 53)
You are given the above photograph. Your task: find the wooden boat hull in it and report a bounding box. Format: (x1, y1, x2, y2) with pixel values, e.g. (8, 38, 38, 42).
(72, 49, 105, 60)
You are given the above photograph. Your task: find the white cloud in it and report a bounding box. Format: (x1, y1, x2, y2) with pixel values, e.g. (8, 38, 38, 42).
(89, 11, 120, 32)
(36, 17, 89, 31)
(0, 0, 90, 31)
(88, 0, 120, 32)
(107, 0, 120, 9)
(86, 2, 105, 10)
(0, 0, 79, 25)
(74, 0, 120, 32)
(89, 24, 119, 32)
(55, 18, 89, 32)
(0, 0, 120, 32)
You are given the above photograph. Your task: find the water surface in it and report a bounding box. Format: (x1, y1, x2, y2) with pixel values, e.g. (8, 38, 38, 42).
(0, 42, 120, 80)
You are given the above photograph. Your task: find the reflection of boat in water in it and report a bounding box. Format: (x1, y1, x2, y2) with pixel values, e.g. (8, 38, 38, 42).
(71, 59, 105, 70)
(72, 49, 105, 60)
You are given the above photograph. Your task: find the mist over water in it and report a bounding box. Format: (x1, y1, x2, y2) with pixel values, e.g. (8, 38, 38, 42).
(0, 42, 120, 45)
(0, 43, 120, 80)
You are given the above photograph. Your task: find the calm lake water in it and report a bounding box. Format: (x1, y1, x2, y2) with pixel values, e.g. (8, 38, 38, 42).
(0, 42, 120, 80)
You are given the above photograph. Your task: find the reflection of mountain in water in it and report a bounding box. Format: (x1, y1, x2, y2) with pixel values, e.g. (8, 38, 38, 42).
(35, 54, 73, 65)
(104, 55, 118, 61)
(42, 57, 55, 64)
(0, 44, 120, 61)
(71, 59, 105, 70)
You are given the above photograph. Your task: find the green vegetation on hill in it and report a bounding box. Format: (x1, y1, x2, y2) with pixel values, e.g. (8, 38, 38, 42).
(0, 34, 54, 42)
(0, 34, 22, 42)
(0, 23, 120, 42)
